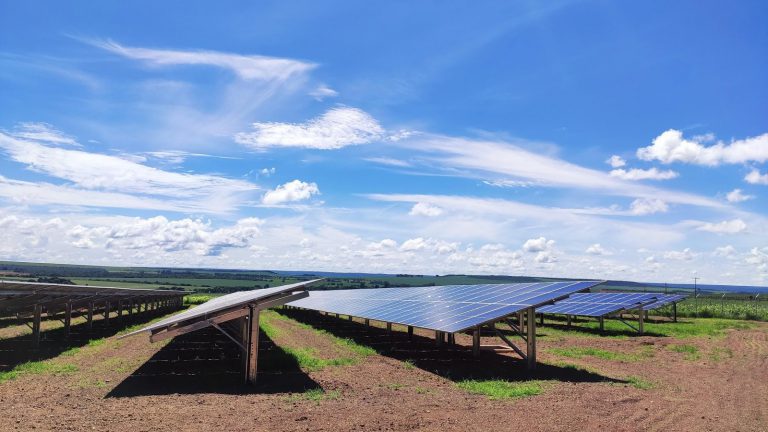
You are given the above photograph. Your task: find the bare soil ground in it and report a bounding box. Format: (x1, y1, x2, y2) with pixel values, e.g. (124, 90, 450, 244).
(0, 309, 766, 432)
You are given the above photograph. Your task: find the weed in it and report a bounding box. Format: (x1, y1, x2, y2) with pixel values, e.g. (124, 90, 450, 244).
(548, 346, 654, 362)
(709, 347, 733, 362)
(287, 388, 341, 403)
(667, 344, 700, 360)
(282, 346, 356, 372)
(385, 383, 405, 390)
(414, 386, 432, 394)
(0, 361, 78, 384)
(402, 359, 416, 369)
(626, 376, 654, 390)
(456, 380, 543, 400)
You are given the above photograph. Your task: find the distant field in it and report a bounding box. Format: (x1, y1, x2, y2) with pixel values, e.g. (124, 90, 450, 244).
(76, 277, 303, 289)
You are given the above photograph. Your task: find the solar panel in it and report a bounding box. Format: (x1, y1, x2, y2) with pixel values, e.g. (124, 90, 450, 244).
(288, 281, 603, 333)
(538, 292, 660, 317)
(122, 279, 321, 338)
(640, 294, 687, 310)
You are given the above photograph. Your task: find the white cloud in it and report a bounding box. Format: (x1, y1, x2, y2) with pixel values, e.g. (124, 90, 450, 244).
(93, 39, 316, 81)
(609, 167, 679, 181)
(585, 243, 610, 255)
(262, 180, 319, 205)
(534, 251, 557, 263)
(523, 237, 554, 252)
(309, 85, 338, 101)
(630, 198, 668, 215)
(606, 155, 626, 168)
(10, 122, 80, 147)
(364, 157, 412, 167)
(0, 130, 257, 202)
(745, 169, 768, 185)
(409, 202, 443, 217)
(235, 107, 388, 150)
(713, 245, 737, 257)
(399, 134, 722, 208)
(696, 219, 747, 234)
(725, 189, 754, 203)
(260, 167, 276, 177)
(663, 248, 695, 261)
(637, 129, 768, 166)
(400, 237, 427, 252)
(66, 216, 263, 256)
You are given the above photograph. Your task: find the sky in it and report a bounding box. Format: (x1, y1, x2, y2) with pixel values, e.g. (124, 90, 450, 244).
(0, 1, 766, 285)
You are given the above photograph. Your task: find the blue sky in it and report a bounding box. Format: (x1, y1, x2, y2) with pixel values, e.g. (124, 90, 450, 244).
(0, 1, 766, 284)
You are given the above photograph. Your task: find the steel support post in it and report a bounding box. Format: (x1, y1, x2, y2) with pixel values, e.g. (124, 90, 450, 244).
(540, 313, 544, 326)
(64, 302, 72, 337)
(526, 307, 536, 370)
(567, 315, 572, 328)
(365, 318, 370, 327)
(386, 322, 392, 336)
(32, 304, 42, 348)
(117, 300, 122, 320)
(87, 302, 94, 331)
(638, 308, 644, 335)
(244, 306, 260, 385)
(407, 325, 413, 341)
(673, 302, 677, 322)
(435, 330, 443, 347)
(599, 317, 604, 331)
(472, 326, 480, 357)
(104, 301, 111, 326)
(128, 301, 133, 318)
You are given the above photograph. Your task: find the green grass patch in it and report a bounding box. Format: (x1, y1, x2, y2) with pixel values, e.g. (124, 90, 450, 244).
(626, 376, 654, 390)
(667, 344, 700, 360)
(539, 317, 754, 339)
(456, 379, 543, 400)
(709, 347, 733, 362)
(268, 311, 378, 357)
(402, 359, 416, 369)
(0, 361, 79, 384)
(287, 388, 341, 403)
(385, 383, 405, 390)
(282, 347, 356, 372)
(548, 345, 654, 362)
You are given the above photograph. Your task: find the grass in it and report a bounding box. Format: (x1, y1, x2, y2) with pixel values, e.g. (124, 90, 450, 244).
(287, 388, 341, 403)
(402, 359, 416, 369)
(548, 345, 654, 362)
(539, 317, 755, 339)
(626, 376, 655, 390)
(282, 347, 356, 371)
(0, 360, 79, 384)
(456, 379, 544, 400)
(709, 347, 733, 362)
(667, 344, 700, 360)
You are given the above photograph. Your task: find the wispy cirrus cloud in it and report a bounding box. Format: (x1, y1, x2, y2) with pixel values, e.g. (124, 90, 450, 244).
(91, 39, 317, 81)
(0, 126, 258, 213)
(609, 167, 679, 181)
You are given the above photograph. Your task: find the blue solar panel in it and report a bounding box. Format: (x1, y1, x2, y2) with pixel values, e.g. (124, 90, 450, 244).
(538, 292, 661, 317)
(640, 294, 687, 310)
(288, 281, 603, 333)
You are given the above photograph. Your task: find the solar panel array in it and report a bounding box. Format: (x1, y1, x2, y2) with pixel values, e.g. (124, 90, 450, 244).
(288, 281, 602, 333)
(123, 279, 320, 338)
(639, 294, 688, 311)
(538, 292, 664, 317)
(0, 279, 185, 315)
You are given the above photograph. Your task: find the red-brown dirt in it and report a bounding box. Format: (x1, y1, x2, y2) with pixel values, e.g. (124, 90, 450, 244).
(0, 309, 766, 432)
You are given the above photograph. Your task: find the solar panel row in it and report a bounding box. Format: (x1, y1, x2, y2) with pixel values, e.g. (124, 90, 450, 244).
(538, 292, 687, 317)
(288, 281, 603, 333)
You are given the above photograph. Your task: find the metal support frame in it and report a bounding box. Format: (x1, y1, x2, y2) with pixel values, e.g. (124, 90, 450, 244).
(435, 330, 443, 346)
(526, 307, 536, 370)
(599, 316, 604, 331)
(673, 302, 677, 322)
(638, 307, 644, 335)
(407, 325, 413, 341)
(244, 305, 260, 385)
(32, 304, 42, 348)
(472, 326, 480, 357)
(104, 301, 111, 326)
(87, 302, 94, 331)
(64, 302, 72, 337)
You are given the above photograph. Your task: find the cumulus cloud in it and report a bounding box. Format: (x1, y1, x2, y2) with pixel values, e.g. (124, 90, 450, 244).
(585, 243, 610, 255)
(630, 198, 668, 215)
(606, 155, 626, 168)
(534, 251, 557, 263)
(725, 189, 754, 203)
(93, 39, 316, 81)
(259, 167, 276, 177)
(400, 237, 428, 252)
(235, 107, 389, 150)
(663, 248, 696, 261)
(409, 202, 443, 217)
(637, 129, 768, 166)
(713, 245, 737, 257)
(523, 237, 554, 252)
(262, 180, 319, 205)
(609, 167, 679, 181)
(696, 219, 747, 234)
(745, 169, 768, 185)
(66, 216, 263, 256)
